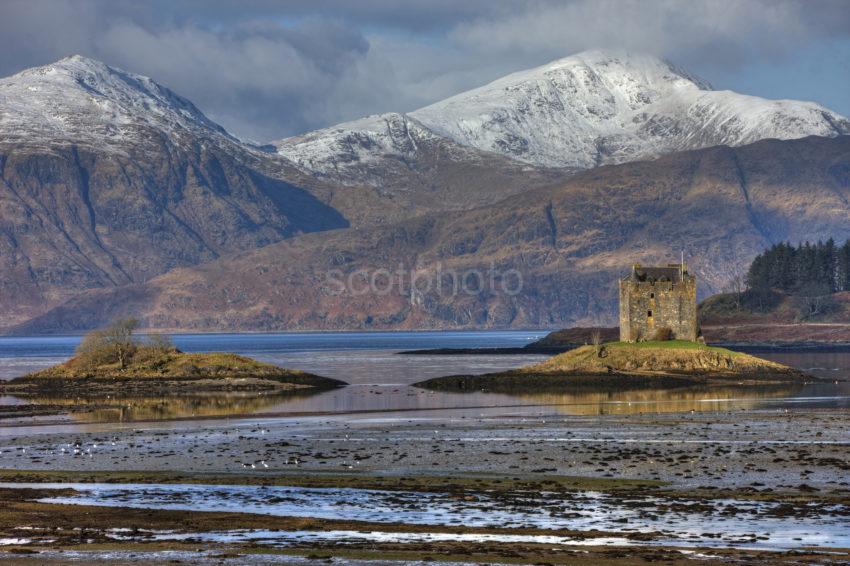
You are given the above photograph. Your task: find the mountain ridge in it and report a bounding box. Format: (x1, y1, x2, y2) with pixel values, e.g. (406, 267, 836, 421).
(278, 50, 850, 174)
(13, 134, 850, 334)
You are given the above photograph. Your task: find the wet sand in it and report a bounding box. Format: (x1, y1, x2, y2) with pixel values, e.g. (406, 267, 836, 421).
(0, 409, 846, 491)
(0, 405, 846, 563)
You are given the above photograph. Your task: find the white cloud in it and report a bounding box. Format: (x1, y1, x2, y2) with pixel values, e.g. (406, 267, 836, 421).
(1, 0, 848, 141)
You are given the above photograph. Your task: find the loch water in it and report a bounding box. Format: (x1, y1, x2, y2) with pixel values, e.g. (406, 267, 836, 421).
(0, 331, 847, 423)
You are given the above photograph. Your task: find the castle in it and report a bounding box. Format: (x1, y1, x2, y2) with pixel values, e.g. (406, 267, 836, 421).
(618, 263, 697, 342)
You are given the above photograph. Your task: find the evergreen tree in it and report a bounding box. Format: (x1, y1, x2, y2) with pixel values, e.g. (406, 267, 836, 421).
(839, 241, 850, 292)
(744, 239, 850, 294)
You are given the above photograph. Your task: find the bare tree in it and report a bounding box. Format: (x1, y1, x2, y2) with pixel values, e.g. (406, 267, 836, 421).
(105, 318, 139, 369)
(793, 283, 836, 320)
(591, 329, 606, 358)
(75, 318, 140, 370)
(730, 273, 745, 310)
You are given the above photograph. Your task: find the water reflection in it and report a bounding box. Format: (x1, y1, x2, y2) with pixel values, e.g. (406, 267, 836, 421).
(508, 384, 804, 415)
(753, 350, 850, 380)
(10, 381, 826, 423)
(25, 391, 323, 423)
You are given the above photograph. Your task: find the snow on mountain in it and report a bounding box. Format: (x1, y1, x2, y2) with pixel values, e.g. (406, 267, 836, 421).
(278, 49, 850, 171)
(274, 113, 430, 176)
(0, 55, 234, 152)
(0, 56, 351, 329)
(271, 112, 528, 188)
(270, 110, 565, 217)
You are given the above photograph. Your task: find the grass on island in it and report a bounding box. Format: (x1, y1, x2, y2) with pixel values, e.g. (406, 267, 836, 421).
(603, 339, 735, 352)
(16, 350, 324, 382)
(525, 340, 792, 376)
(415, 339, 809, 392)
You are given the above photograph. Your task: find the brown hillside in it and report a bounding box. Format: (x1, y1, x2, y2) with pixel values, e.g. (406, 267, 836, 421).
(11, 135, 850, 333)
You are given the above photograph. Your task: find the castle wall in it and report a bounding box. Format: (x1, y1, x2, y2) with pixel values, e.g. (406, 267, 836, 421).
(619, 277, 697, 342)
(618, 280, 631, 341)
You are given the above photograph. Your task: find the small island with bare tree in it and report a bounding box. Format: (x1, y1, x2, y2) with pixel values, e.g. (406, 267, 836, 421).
(2, 319, 345, 397)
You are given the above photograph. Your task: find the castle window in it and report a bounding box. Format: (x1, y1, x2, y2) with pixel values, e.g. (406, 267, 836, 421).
(650, 293, 654, 299)
(647, 310, 652, 317)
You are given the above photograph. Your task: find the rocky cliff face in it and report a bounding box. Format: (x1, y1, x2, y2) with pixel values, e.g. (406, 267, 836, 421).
(15, 135, 850, 333)
(0, 143, 352, 327)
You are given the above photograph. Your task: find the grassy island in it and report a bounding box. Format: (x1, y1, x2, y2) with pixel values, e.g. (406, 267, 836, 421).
(2, 319, 345, 397)
(414, 340, 814, 392)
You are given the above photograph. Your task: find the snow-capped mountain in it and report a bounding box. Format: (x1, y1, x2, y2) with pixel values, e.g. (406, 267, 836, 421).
(0, 55, 234, 152)
(2, 52, 850, 333)
(272, 111, 563, 198)
(0, 55, 348, 329)
(274, 113, 438, 183)
(278, 113, 427, 166)
(278, 50, 850, 171)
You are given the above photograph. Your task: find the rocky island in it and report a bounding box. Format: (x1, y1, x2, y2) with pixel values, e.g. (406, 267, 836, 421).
(2, 319, 344, 398)
(414, 340, 814, 393)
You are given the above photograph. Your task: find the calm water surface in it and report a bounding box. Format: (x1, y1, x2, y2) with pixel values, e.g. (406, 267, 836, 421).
(0, 331, 847, 422)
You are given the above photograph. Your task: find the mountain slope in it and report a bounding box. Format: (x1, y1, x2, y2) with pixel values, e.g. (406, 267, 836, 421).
(272, 112, 567, 222)
(278, 50, 850, 174)
(16, 135, 850, 334)
(0, 56, 349, 328)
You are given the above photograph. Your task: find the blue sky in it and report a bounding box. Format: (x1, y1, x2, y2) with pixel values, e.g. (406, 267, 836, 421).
(716, 39, 850, 116)
(2, 0, 848, 141)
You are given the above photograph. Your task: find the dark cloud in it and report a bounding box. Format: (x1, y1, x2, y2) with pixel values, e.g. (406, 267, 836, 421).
(1, 0, 849, 141)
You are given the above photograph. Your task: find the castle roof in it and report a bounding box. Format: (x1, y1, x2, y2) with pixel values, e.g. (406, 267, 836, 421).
(625, 264, 690, 283)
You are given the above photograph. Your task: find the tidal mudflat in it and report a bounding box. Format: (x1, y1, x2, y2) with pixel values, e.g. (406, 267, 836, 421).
(0, 331, 847, 564)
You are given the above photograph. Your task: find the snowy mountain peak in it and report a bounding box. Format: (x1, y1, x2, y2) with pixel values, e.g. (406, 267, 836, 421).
(0, 55, 230, 150)
(548, 50, 713, 89)
(407, 50, 849, 168)
(488, 49, 714, 101)
(277, 113, 426, 163)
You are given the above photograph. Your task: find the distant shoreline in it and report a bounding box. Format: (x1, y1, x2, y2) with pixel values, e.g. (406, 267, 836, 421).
(400, 342, 850, 356)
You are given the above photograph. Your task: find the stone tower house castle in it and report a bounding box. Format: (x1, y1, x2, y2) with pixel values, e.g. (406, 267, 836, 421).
(619, 263, 697, 342)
